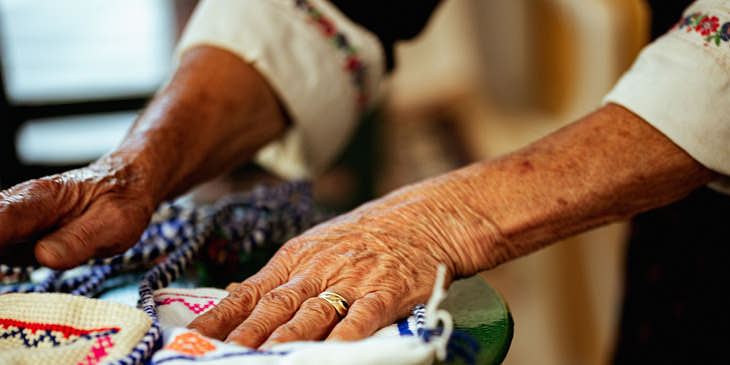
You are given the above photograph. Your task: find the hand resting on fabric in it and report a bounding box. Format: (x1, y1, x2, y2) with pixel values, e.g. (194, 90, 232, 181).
(188, 104, 716, 348)
(0, 44, 715, 349)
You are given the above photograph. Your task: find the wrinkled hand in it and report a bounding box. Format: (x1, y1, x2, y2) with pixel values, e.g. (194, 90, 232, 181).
(186, 189, 467, 349)
(0, 157, 156, 269)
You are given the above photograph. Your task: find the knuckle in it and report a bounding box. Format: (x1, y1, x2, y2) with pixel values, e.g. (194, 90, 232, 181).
(366, 293, 396, 317)
(270, 322, 307, 342)
(259, 288, 300, 313)
(341, 312, 371, 334)
(208, 299, 245, 323)
(210, 288, 257, 322)
(227, 282, 260, 306)
(230, 319, 268, 339)
(305, 298, 337, 319)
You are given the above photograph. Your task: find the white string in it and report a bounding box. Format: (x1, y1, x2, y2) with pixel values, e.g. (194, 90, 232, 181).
(423, 264, 453, 361)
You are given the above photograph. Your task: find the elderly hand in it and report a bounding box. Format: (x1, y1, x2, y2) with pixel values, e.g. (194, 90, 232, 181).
(187, 104, 716, 349)
(0, 157, 156, 269)
(0, 46, 286, 269)
(186, 177, 500, 349)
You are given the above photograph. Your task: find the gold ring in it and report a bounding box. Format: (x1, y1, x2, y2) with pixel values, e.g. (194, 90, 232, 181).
(318, 291, 349, 318)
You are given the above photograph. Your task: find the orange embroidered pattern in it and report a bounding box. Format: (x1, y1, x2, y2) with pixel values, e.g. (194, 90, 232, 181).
(165, 332, 217, 356)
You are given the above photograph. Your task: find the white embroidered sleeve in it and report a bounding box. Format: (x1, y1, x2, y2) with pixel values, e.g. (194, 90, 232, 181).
(175, 0, 385, 179)
(604, 0, 730, 192)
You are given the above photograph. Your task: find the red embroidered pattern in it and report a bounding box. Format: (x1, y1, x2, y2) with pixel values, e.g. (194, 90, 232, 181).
(293, 0, 369, 108)
(0, 318, 117, 339)
(0, 318, 119, 348)
(675, 12, 730, 46)
(155, 298, 217, 314)
(154, 292, 220, 300)
(77, 335, 115, 365)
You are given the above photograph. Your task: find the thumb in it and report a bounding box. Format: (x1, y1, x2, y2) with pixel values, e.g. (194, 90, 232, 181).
(35, 197, 150, 269)
(0, 178, 76, 247)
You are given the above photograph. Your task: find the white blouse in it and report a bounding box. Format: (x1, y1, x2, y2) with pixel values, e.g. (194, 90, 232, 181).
(604, 0, 730, 192)
(177, 0, 730, 192)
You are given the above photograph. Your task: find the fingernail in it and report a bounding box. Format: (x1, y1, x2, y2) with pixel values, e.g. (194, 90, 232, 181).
(259, 341, 279, 351)
(36, 241, 68, 265)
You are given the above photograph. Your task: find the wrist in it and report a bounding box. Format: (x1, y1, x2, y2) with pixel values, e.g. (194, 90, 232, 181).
(110, 46, 287, 202)
(365, 173, 505, 278)
(86, 151, 161, 211)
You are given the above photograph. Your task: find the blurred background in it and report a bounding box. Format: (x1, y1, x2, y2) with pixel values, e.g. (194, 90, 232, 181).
(0, 0, 654, 363)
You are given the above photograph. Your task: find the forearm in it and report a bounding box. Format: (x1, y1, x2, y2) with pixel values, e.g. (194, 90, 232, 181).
(104, 46, 287, 204)
(361, 104, 715, 277)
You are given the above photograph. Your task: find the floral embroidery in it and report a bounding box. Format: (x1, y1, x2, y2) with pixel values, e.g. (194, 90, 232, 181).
(293, 0, 369, 107)
(719, 22, 730, 41)
(697, 15, 720, 35)
(675, 12, 730, 46)
(165, 332, 217, 356)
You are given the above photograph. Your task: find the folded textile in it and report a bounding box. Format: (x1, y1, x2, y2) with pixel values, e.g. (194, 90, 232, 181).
(150, 285, 446, 365)
(0, 293, 152, 365)
(153, 329, 437, 365)
(0, 182, 323, 364)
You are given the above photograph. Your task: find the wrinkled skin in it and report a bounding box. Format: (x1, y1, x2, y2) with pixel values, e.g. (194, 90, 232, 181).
(0, 157, 156, 268)
(188, 208, 451, 348)
(0, 44, 715, 350)
(1, 46, 286, 270)
(189, 103, 716, 348)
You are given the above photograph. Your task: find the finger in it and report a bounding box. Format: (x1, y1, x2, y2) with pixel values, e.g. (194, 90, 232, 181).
(0, 179, 71, 246)
(187, 266, 287, 340)
(225, 277, 322, 348)
(259, 287, 355, 349)
(34, 198, 148, 269)
(326, 292, 399, 342)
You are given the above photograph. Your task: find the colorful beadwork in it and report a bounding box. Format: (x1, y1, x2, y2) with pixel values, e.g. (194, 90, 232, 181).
(675, 12, 730, 46)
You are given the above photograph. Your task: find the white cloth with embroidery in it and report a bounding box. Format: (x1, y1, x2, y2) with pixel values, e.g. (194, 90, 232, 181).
(179, 0, 730, 193)
(0, 293, 152, 365)
(150, 287, 444, 365)
(605, 0, 730, 192)
(176, 0, 385, 180)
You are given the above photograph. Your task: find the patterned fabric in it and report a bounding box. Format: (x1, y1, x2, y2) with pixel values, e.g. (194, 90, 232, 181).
(293, 0, 369, 107)
(150, 288, 446, 365)
(0, 182, 322, 365)
(604, 0, 730, 193)
(0, 182, 462, 364)
(154, 288, 228, 330)
(0, 293, 151, 365)
(674, 11, 730, 45)
(177, 0, 386, 179)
